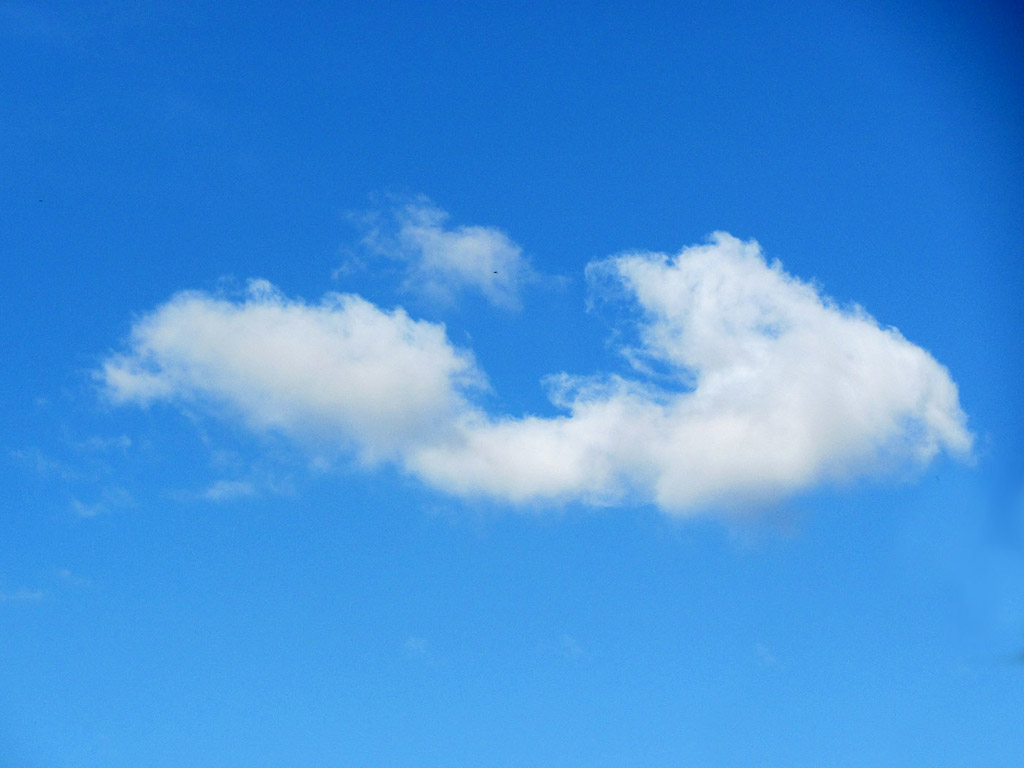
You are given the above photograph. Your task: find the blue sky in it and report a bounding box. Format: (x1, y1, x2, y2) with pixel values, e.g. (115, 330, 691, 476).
(1, 1, 1022, 765)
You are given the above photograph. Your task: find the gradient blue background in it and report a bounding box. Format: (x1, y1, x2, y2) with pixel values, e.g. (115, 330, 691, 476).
(2, 1, 1022, 765)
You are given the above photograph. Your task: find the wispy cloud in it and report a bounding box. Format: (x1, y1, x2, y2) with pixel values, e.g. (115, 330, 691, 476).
(57, 568, 92, 588)
(357, 197, 537, 309)
(559, 633, 588, 660)
(71, 486, 133, 518)
(74, 434, 132, 452)
(754, 642, 781, 669)
(99, 230, 971, 516)
(10, 446, 82, 481)
(403, 636, 429, 659)
(0, 588, 45, 602)
(201, 479, 258, 502)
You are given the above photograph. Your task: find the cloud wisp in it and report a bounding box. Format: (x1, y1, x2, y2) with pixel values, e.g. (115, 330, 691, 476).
(100, 232, 971, 515)
(358, 198, 536, 309)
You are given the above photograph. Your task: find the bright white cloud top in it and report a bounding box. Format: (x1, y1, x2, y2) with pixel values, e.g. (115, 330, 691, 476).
(101, 230, 971, 514)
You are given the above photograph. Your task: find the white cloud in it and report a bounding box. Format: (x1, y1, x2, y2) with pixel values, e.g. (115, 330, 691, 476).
(360, 199, 535, 308)
(75, 434, 132, 452)
(403, 636, 429, 658)
(100, 232, 971, 516)
(201, 479, 258, 501)
(754, 642, 781, 668)
(10, 446, 81, 481)
(413, 233, 972, 511)
(0, 588, 45, 602)
(102, 280, 486, 464)
(560, 633, 588, 659)
(70, 486, 134, 517)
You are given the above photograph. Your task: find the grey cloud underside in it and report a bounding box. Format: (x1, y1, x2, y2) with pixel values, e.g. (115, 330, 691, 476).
(101, 232, 971, 514)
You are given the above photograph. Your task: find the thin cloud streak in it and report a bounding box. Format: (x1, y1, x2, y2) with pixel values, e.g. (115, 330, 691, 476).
(202, 479, 258, 502)
(70, 486, 133, 517)
(0, 588, 46, 602)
